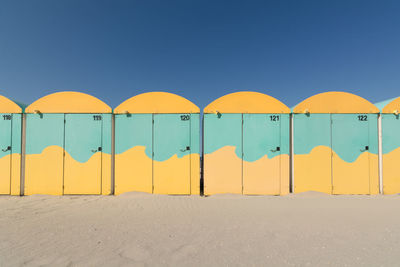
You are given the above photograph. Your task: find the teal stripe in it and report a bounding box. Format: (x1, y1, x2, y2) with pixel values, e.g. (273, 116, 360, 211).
(382, 114, 400, 154)
(294, 113, 378, 162)
(204, 113, 242, 156)
(115, 113, 198, 161)
(0, 114, 12, 160)
(204, 113, 289, 161)
(154, 114, 191, 161)
(26, 113, 111, 163)
(115, 114, 152, 156)
(25, 114, 64, 155)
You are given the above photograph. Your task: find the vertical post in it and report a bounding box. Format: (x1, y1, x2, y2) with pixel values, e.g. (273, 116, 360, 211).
(378, 114, 383, 194)
(20, 113, 26, 196)
(111, 114, 115, 195)
(200, 113, 204, 196)
(290, 113, 294, 193)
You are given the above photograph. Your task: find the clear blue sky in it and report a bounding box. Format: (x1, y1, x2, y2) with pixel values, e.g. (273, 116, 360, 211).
(1, 0, 400, 109)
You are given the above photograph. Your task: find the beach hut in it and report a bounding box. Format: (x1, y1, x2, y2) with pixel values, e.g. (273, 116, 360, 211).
(203, 91, 291, 195)
(24, 92, 112, 195)
(293, 92, 379, 194)
(377, 97, 400, 194)
(0, 96, 24, 195)
(114, 92, 200, 195)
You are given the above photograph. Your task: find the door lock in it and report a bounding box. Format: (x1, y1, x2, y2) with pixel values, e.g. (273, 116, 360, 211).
(360, 146, 369, 152)
(1, 146, 11, 152)
(270, 146, 280, 152)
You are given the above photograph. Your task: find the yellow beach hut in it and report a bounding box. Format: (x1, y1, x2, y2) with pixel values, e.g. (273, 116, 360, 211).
(378, 97, 400, 194)
(203, 91, 291, 195)
(114, 92, 200, 195)
(293, 92, 379, 194)
(0, 96, 24, 195)
(24, 92, 112, 195)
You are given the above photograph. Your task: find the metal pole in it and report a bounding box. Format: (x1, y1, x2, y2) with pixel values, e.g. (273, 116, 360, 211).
(20, 113, 26, 196)
(378, 114, 383, 194)
(290, 113, 294, 193)
(111, 114, 115, 195)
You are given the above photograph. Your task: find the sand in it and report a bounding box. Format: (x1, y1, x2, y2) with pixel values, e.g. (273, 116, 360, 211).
(0, 192, 400, 266)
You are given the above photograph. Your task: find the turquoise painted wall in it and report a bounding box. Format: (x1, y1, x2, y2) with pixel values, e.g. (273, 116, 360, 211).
(26, 114, 64, 155)
(204, 113, 290, 161)
(26, 113, 111, 163)
(0, 114, 13, 160)
(11, 114, 22, 155)
(203, 113, 242, 157)
(382, 114, 400, 154)
(115, 113, 200, 161)
(294, 114, 378, 162)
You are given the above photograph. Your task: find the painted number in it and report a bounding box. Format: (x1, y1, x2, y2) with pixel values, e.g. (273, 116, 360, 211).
(93, 115, 102, 121)
(2, 115, 11, 120)
(180, 115, 190, 121)
(270, 115, 279, 121)
(358, 115, 367, 121)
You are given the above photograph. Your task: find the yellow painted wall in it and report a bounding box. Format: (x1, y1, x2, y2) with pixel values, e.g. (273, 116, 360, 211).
(243, 154, 289, 195)
(24, 146, 111, 196)
(190, 153, 200, 195)
(294, 146, 379, 195)
(204, 91, 290, 114)
(11, 154, 21, 195)
(24, 146, 64, 195)
(0, 154, 11, 194)
(382, 148, 400, 194)
(101, 153, 112, 195)
(153, 154, 191, 195)
(332, 152, 379, 195)
(25, 91, 111, 113)
(114, 92, 199, 114)
(204, 146, 242, 195)
(114, 146, 153, 195)
(63, 152, 102, 195)
(293, 92, 379, 113)
(294, 146, 332, 194)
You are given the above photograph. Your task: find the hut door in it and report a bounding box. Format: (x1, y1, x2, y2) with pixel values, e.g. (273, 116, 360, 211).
(0, 114, 12, 194)
(24, 114, 65, 195)
(153, 114, 191, 194)
(64, 114, 103, 194)
(243, 114, 281, 195)
(332, 114, 370, 194)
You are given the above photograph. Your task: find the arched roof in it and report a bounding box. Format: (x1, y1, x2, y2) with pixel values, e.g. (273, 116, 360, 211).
(0, 95, 23, 113)
(293, 92, 379, 113)
(204, 91, 290, 113)
(382, 97, 400, 113)
(114, 92, 199, 114)
(25, 91, 111, 113)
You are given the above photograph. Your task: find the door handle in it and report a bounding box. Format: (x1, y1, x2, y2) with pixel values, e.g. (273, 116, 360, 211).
(180, 146, 190, 152)
(2, 146, 11, 152)
(91, 147, 102, 153)
(360, 146, 369, 152)
(271, 146, 280, 152)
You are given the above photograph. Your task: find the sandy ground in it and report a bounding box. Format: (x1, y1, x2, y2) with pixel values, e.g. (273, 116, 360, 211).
(0, 192, 400, 266)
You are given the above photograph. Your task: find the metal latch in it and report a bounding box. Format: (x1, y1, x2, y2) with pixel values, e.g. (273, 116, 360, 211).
(180, 146, 190, 152)
(91, 147, 102, 153)
(2, 146, 11, 152)
(271, 146, 280, 152)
